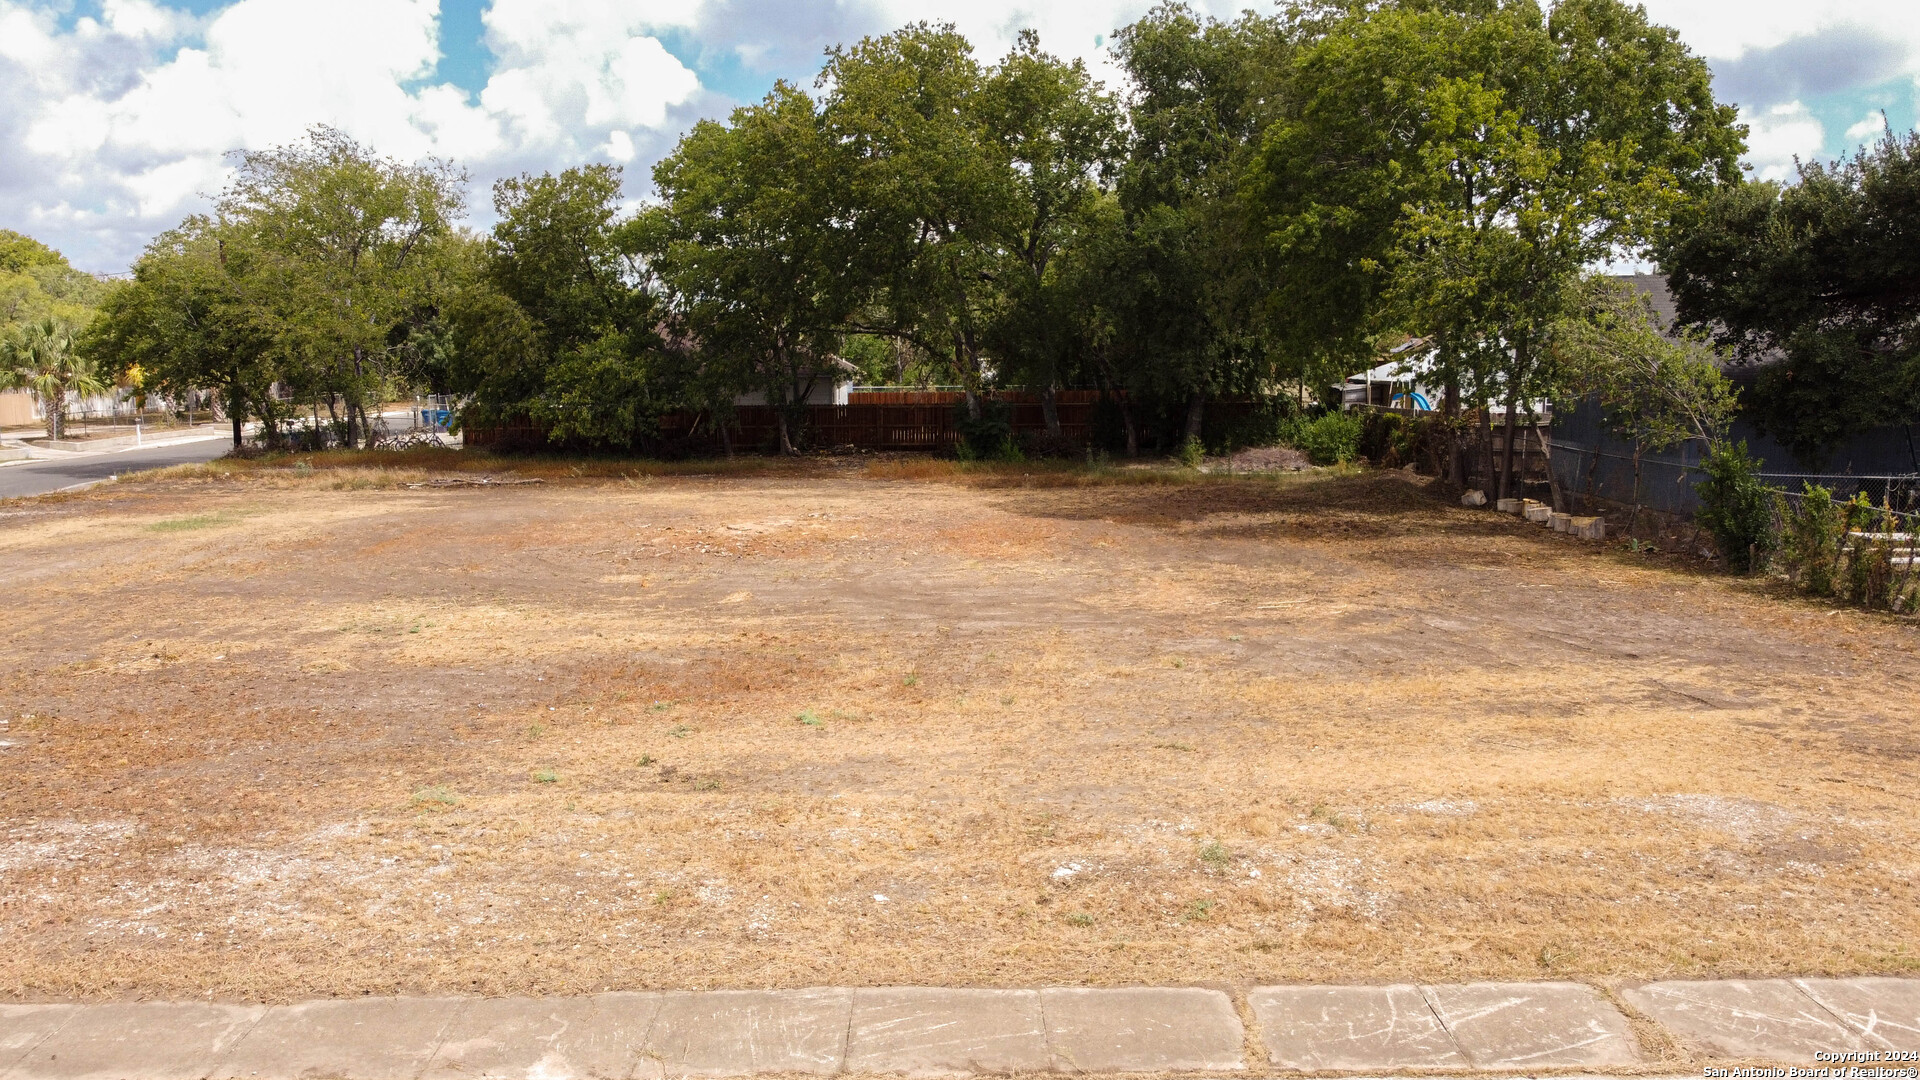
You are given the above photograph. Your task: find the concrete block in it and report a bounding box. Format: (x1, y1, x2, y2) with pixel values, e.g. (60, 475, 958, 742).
(1460, 489, 1488, 507)
(0, 1006, 78, 1074)
(424, 993, 656, 1080)
(7, 1002, 264, 1080)
(213, 997, 465, 1080)
(1424, 982, 1641, 1068)
(645, 988, 852, 1076)
(1250, 985, 1463, 1070)
(1571, 516, 1606, 540)
(1497, 498, 1523, 514)
(1550, 512, 1573, 532)
(1041, 987, 1244, 1072)
(1796, 978, 1920, 1051)
(846, 988, 1046, 1076)
(1524, 502, 1552, 523)
(1621, 979, 1865, 1060)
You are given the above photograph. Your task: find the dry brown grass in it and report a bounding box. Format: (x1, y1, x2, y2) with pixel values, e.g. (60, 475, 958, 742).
(1, 465, 1917, 1005)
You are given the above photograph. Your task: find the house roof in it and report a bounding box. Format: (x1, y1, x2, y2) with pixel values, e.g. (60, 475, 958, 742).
(1618, 273, 1679, 327)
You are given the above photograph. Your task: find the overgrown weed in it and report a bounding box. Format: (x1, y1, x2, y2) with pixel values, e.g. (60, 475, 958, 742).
(410, 785, 460, 809)
(148, 512, 241, 532)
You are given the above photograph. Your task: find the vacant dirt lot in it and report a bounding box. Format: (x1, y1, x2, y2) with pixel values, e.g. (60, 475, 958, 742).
(2, 460, 1916, 1003)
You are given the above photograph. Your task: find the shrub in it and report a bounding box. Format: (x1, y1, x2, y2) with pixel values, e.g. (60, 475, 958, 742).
(1842, 495, 1899, 609)
(1781, 483, 1843, 595)
(954, 402, 1018, 461)
(1207, 397, 1301, 453)
(1356, 410, 1431, 469)
(1177, 435, 1205, 468)
(1288, 411, 1364, 466)
(1695, 441, 1777, 574)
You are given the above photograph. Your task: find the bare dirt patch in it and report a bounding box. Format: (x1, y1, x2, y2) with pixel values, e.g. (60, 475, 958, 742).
(2, 464, 1917, 1002)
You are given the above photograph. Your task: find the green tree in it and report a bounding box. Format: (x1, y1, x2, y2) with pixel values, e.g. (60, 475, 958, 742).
(1109, 4, 1292, 444)
(1695, 441, 1776, 573)
(2, 317, 108, 440)
(84, 219, 280, 448)
(642, 83, 852, 454)
(976, 31, 1123, 437)
(821, 23, 1011, 419)
(0, 231, 68, 275)
(1659, 129, 1920, 461)
(450, 165, 667, 448)
(1555, 277, 1738, 451)
(219, 126, 465, 447)
(1, 231, 111, 333)
(1552, 275, 1738, 523)
(1252, 0, 1742, 494)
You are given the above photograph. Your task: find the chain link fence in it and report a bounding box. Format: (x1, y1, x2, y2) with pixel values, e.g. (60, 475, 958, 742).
(1551, 438, 1920, 527)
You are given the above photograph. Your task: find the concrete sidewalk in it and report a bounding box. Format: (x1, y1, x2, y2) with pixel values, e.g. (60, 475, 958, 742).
(1, 978, 1915, 1080)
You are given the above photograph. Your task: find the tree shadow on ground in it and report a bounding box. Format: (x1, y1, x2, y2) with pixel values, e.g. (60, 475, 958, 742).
(988, 469, 1524, 544)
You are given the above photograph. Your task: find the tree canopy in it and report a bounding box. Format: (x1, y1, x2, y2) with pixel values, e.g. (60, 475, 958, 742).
(1, 229, 110, 334)
(1659, 129, 1920, 461)
(87, 127, 467, 447)
(68, 3, 1920, 471)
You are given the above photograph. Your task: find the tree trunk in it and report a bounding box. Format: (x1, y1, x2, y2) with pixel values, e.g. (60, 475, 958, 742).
(1583, 442, 1601, 512)
(1540, 420, 1565, 512)
(1042, 384, 1061, 439)
(1442, 376, 1462, 486)
(1478, 406, 1496, 494)
(229, 386, 245, 448)
(956, 331, 983, 421)
(1497, 386, 1520, 502)
(350, 345, 368, 450)
(1184, 391, 1205, 443)
(1628, 442, 1644, 543)
(1093, 356, 1137, 457)
(718, 413, 734, 459)
(775, 407, 795, 456)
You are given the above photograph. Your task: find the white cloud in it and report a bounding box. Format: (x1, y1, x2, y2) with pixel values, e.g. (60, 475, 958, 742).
(1846, 111, 1891, 144)
(1740, 102, 1825, 182)
(481, 0, 699, 144)
(1636, 0, 1920, 67)
(0, 0, 706, 271)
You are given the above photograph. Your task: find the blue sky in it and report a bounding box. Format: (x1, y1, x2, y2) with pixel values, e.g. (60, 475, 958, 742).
(3, 0, 1916, 272)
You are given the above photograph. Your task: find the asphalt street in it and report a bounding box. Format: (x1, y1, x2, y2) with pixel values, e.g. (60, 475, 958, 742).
(0, 438, 234, 499)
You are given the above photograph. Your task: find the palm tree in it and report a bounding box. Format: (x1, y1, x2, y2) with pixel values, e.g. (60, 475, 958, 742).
(0, 317, 106, 440)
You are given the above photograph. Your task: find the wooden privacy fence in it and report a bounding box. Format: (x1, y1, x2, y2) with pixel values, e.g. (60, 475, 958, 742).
(464, 392, 1279, 454)
(737, 391, 1108, 449)
(730, 404, 962, 449)
(470, 391, 1114, 453)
